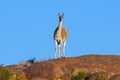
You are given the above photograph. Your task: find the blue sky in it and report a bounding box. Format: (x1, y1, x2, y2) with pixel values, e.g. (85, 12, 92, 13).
(0, 0, 120, 65)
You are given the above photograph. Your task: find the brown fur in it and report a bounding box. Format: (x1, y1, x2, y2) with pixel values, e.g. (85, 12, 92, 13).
(61, 27, 68, 41)
(53, 13, 68, 59)
(54, 26, 68, 43)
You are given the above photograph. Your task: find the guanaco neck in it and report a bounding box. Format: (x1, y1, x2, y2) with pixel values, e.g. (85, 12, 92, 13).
(58, 21, 63, 30)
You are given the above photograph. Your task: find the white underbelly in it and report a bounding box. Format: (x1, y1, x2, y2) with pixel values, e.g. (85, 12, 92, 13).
(55, 36, 62, 40)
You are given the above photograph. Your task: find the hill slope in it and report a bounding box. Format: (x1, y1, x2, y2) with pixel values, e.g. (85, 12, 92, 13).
(6, 55, 120, 80)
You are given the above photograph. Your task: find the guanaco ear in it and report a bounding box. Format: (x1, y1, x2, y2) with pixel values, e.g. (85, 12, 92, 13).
(58, 13, 60, 16)
(62, 13, 64, 17)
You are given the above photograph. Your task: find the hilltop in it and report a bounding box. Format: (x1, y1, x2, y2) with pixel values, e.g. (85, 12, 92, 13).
(3, 55, 120, 80)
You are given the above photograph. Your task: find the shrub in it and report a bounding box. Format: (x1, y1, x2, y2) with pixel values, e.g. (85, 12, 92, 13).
(70, 69, 91, 80)
(0, 66, 27, 80)
(0, 66, 12, 80)
(19, 58, 36, 67)
(86, 72, 112, 80)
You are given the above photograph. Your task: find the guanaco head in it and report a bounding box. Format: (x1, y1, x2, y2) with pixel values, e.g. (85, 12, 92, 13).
(58, 13, 64, 22)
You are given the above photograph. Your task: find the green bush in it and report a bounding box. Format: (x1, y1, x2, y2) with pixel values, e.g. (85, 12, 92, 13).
(0, 66, 27, 80)
(86, 72, 112, 80)
(0, 66, 12, 80)
(71, 69, 91, 80)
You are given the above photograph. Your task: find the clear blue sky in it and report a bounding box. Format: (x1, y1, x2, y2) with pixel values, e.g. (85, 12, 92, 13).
(0, 0, 120, 65)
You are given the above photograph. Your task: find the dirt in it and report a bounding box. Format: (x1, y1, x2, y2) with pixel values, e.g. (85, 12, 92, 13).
(5, 54, 120, 80)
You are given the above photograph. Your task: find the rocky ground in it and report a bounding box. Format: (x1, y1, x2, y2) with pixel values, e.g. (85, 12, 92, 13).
(5, 54, 120, 80)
